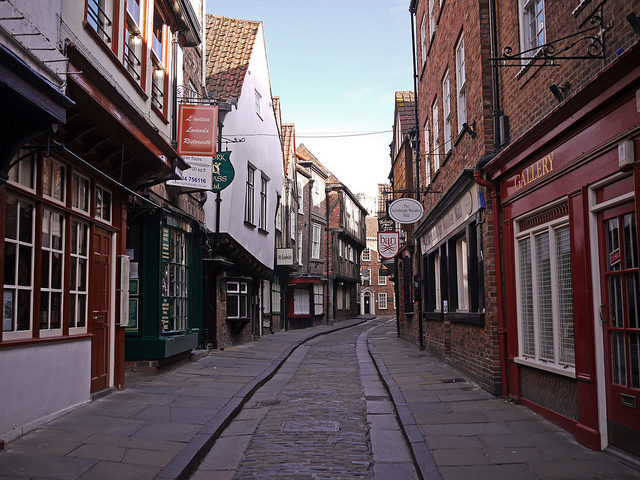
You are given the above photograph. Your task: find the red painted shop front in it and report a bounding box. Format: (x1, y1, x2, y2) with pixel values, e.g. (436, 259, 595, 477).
(484, 49, 640, 455)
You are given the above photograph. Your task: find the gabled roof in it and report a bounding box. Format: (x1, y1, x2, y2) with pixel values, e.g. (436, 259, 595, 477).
(295, 144, 332, 179)
(282, 123, 295, 172)
(395, 91, 415, 138)
(205, 15, 261, 102)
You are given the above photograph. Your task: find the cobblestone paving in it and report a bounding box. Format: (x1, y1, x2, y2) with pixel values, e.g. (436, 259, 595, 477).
(192, 319, 392, 480)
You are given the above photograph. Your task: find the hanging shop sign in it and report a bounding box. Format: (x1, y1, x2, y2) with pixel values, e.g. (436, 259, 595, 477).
(177, 104, 218, 156)
(378, 216, 395, 232)
(167, 156, 213, 190)
(276, 248, 294, 266)
(388, 198, 424, 224)
(212, 151, 234, 192)
(377, 231, 400, 259)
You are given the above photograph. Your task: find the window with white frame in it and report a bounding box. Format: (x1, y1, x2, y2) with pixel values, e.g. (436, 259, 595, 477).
(313, 283, 323, 314)
(72, 173, 90, 213)
(378, 292, 388, 310)
(124, 0, 142, 81)
(259, 176, 268, 230)
(456, 237, 469, 310)
(429, 0, 435, 40)
(298, 230, 303, 265)
(95, 185, 112, 223)
(424, 120, 431, 186)
(70, 220, 89, 329)
(420, 14, 427, 65)
(40, 209, 65, 334)
(432, 99, 440, 171)
(312, 223, 321, 259)
(161, 226, 189, 333)
(361, 247, 371, 262)
(455, 34, 467, 129)
(339, 239, 344, 258)
(520, 0, 545, 53)
(3, 196, 34, 337)
(378, 272, 387, 286)
(515, 214, 574, 371)
(8, 150, 36, 191)
(442, 69, 452, 154)
(245, 165, 255, 224)
(227, 281, 248, 319)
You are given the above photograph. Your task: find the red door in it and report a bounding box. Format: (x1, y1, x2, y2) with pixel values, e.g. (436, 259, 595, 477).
(598, 202, 640, 455)
(90, 227, 112, 393)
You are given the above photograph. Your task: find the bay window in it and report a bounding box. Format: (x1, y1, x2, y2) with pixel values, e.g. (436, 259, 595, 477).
(161, 226, 188, 333)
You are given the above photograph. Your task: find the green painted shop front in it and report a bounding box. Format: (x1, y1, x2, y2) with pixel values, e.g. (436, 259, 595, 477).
(125, 212, 204, 360)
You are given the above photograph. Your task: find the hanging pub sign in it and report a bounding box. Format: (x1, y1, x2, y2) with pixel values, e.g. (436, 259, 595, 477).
(378, 216, 395, 232)
(388, 198, 424, 224)
(377, 231, 400, 259)
(177, 104, 218, 156)
(212, 151, 234, 192)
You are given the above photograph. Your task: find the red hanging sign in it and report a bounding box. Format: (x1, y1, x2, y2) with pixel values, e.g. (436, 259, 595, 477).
(177, 104, 218, 156)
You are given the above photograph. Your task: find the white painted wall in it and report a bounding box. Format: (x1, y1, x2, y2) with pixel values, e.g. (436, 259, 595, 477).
(0, 340, 91, 442)
(203, 25, 283, 270)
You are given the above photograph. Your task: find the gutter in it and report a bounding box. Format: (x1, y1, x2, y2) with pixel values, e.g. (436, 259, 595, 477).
(473, 157, 508, 398)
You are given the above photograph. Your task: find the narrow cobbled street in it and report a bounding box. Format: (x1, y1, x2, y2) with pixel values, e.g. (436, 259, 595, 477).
(190, 317, 417, 479)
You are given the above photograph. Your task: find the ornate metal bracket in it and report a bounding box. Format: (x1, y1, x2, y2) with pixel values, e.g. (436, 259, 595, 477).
(491, 9, 611, 68)
(177, 84, 216, 105)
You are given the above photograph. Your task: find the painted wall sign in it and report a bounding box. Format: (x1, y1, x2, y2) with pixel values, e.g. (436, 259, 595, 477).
(211, 151, 235, 193)
(388, 198, 424, 224)
(167, 156, 213, 190)
(177, 104, 218, 156)
(512, 152, 554, 192)
(378, 232, 400, 259)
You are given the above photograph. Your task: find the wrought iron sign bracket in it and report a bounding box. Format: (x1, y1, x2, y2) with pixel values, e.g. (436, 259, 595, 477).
(491, 7, 611, 68)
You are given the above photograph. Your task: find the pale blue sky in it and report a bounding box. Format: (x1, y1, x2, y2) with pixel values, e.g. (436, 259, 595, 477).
(206, 0, 414, 197)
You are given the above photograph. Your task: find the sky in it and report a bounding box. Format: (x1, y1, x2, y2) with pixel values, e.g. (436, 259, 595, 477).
(206, 0, 414, 197)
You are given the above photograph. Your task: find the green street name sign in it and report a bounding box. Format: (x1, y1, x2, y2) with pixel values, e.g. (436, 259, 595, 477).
(212, 151, 234, 192)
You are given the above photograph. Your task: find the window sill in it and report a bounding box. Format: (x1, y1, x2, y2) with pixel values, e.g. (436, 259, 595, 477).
(514, 356, 576, 379)
(449, 311, 485, 326)
(244, 221, 256, 229)
(424, 311, 443, 321)
(0, 333, 92, 348)
(152, 104, 169, 125)
(258, 227, 269, 235)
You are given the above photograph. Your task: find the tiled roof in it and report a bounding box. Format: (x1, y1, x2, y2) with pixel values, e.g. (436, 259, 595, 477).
(205, 15, 261, 102)
(282, 123, 295, 172)
(296, 144, 337, 182)
(395, 91, 415, 137)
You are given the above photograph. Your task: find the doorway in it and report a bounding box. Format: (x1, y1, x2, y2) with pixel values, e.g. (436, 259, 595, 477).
(598, 201, 640, 455)
(89, 227, 112, 393)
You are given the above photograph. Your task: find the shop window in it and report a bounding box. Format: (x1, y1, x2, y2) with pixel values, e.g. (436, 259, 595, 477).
(87, 0, 114, 44)
(313, 284, 323, 314)
(402, 256, 414, 313)
(42, 157, 66, 204)
(245, 165, 255, 224)
(95, 185, 112, 223)
(72, 173, 90, 213)
(455, 33, 467, 130)
(8, 150, 36, 191)
(312, 223, 321, 259)
(227, 281, 248, 319)
(3, 196, 34, 337)
(271, 277, 281, 314)
(161, 227, 188, 333)
(442, 69, 452, 154)
(378, 292, 388, 310)
(40, 209, 64, 335)
(69, 220, 89, 329)
(516, 213, 574, 370)
(361, 247, 371, 262)
(259, 176, 268, 230)
(293, 288, 310, 315)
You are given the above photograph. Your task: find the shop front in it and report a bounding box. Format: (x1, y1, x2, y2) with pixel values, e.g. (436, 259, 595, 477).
(483, 48, 640, 453)
(288, 276, 325, 328)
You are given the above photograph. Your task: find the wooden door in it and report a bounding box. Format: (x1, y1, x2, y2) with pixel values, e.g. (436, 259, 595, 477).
(90, 227, 112, 392)
(598, 202, 640, 455)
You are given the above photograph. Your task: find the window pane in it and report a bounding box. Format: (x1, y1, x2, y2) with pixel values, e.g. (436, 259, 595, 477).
(5, 196, 17, 240)
(79, 258, 87, 291)
(17, 290, 30, 330)
(41, 251, 50, 288)
(103, 190, 112, 221)
(611, 331, 627, 386)
(535, 232, 554, 362)
(40, 291, 49, 329)
(70, 293, 77, 328)
(627, 273, 639, 329)
(51, 292, 61, 329)
(624, 214, 638, 269)
(609, 275, 624, 328)
(43, 158, 52, 196)
(606, 218, 621, 271)
(518, 237, 534, 356)
(3, 289, 15, 331)
(78, 294, 87, 327)
(631, 333, 640, 388)
(4, 243, 16, 285)
(240, 293, 248, 318)
(51, 252, 63, 289)
(228, 294, 239, 318)
(19, 202, 33, 243)
(18, 245, 32, 286)
(555, 226, 574, 365)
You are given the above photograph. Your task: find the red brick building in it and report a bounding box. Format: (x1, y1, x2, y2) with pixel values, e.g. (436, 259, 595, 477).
(360, 215, 396, 317)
